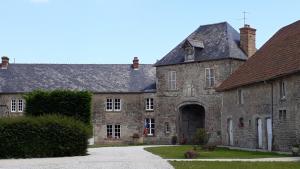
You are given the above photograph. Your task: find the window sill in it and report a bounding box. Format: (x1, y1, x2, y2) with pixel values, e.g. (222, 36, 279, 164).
(145, 109, 154, 112)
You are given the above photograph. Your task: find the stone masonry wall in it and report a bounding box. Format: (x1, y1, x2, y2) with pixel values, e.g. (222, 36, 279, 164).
(221, 73, 300, 151)
(156, 59, 245, 144)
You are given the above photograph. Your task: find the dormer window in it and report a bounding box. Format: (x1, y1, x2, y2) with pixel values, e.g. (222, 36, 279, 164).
(184, 46, 195, 62)
(183, 39, 204, 62)
(183, 41, 195, 62)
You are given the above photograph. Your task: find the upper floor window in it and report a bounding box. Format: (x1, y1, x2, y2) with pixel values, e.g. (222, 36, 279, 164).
(146, 98, 154, 111)
(237, 89, 244, 105)
(205, 68, 215, 87)
(279, 109, 287, 120)
(114, 99, 121, 111)
(18, 99, 24, 112)
(168, 71, 176, 90)
(106, 98, 113, 111)
(106, 98, 121, 111)
(11, 99, 16, 112)
(279, 80, 286, 99)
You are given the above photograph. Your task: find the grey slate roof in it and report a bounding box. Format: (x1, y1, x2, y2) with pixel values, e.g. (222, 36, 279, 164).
(0, 64, 156, 93)
(154, 22, 247, 67)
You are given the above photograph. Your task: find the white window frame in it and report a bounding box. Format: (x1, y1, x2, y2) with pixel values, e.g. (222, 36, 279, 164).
(114, 98, 121, 111)
(279, 80, 286, 99)
(205, 68, 215, 88)
(168, 71, 177, 90)
(106, 98, 113, 111)
(145, 118, 155, 136)
(114, 124, 121, 139)
(106, 124, 113, 138)
(18, 99, 24, 112)
(146, 98, 154, 111)
(237, 89, 244, 105)
(11, 99, 16, 112)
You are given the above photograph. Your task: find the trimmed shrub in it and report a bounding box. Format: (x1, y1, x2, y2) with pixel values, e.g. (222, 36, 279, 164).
(184, 150, 199, 159)
(0, 115, 90, 158)
(24, 90, 92, 125)
(193, 128, 209, 145)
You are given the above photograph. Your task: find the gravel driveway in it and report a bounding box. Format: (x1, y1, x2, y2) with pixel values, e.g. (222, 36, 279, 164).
(0, 146, 174, 169)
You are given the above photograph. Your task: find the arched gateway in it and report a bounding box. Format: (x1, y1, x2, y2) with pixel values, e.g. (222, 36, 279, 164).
(178, 104, 205, 143)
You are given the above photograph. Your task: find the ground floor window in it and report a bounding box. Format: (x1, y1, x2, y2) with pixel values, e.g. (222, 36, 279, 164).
(106, 124, 121, 139)
(144, 118, 155, 136)
(11, 99, 16, 112)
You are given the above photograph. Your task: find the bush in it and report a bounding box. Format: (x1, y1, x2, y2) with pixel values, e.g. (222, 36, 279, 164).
(184, 150, 199, 159)
(193, 128, 209, 145)
(24, 90, 92, 125)
(171, 136, 178, 145)
(0, 115, 90, 158)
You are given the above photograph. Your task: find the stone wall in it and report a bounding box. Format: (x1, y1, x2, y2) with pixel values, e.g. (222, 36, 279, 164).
(156, 59, 245, 144)
(221, 73, 300, 151)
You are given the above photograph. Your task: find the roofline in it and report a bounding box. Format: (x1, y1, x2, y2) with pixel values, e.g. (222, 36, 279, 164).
(7, 63, 155, 66)
(0, 91, 157, 95)
(154, 57, 246, 67)
(217, 70, 300, 92)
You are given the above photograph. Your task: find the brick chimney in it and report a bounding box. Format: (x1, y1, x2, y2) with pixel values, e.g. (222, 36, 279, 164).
(132, 57, 139, 70)
(1, 56, 9, 69)
(240, 24, 256, 57)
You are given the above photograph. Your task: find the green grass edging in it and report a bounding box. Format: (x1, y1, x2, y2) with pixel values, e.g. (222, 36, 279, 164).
(144, 145, 289, 159)
(169, 161, 300, 169)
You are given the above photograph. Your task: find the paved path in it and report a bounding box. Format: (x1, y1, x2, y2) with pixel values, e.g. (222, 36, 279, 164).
(0, 146, 174, 169)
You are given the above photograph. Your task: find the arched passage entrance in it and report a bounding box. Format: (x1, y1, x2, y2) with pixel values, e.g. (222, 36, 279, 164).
(179, 104, 205, 143)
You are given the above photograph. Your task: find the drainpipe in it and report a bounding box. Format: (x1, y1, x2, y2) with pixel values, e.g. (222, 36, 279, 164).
(271, 82, 274, 150)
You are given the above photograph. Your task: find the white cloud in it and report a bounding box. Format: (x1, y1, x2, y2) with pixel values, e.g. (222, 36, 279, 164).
(30, 0, 49, 3)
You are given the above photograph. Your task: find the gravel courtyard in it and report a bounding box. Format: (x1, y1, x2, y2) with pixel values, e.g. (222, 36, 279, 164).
(0, 146, 174, 169)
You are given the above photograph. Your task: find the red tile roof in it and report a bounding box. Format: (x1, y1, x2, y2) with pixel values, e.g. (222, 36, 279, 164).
(217, 20, 300, 91)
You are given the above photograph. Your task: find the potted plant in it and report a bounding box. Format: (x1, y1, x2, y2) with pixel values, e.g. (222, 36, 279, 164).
(292, 144, 299, 156)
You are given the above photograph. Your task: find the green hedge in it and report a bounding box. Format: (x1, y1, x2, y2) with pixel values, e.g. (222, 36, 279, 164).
(0, 115, 90, 158)
(24, 90, 92, 125)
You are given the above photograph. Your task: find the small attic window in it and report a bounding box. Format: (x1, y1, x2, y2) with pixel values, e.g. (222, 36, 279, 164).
(183, 41, 195, 62)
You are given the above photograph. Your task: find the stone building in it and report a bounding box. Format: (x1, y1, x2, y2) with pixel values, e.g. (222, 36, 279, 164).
(1, 20, 298, 151)
(217, 20, 300, 151)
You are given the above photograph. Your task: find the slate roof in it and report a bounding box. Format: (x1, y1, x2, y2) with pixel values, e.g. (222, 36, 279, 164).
(0, 64, 156, 93)
(154, 22, 247, 67)
(217, 20, 300, 91)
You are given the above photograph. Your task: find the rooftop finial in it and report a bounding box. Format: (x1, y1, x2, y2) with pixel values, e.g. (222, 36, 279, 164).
(242, 11, 248, 26)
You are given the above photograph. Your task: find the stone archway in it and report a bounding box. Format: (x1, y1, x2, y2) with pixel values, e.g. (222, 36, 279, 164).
(179, 104, 205, 144)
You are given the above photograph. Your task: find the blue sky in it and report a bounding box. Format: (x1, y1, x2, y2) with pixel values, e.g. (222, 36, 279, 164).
(0, 0, 299, 64)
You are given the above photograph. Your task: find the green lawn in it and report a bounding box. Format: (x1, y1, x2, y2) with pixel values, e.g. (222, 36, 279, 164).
(144, 145, 289, 159)
(170, 161, 300, 169)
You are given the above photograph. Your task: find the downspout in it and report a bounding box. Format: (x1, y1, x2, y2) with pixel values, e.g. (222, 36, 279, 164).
(271, 82, 274, 150)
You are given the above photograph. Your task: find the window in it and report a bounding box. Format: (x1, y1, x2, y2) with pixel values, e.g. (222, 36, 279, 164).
(106, 98, 122, 111)
(165, 122, 170, 134)
(146, 98, 154, 111)
(11, 99, 16, 112)
(279, 80, 286, 99)
(18, 99, 23, 112)
(184, 46, 195, 62)
(145, 118, 155, 136)
(168, 71, 176, 90)
(237, 89, 244, 105)
(107, 124, 121, 139)
(114, 99, 121, 111)
(106, 98, 113, 111)
(205, 68, 215, 87)
(279, 110, 287, 120)
(114, 125, 121, 139)
(239, 117, 244, 128)
(106, 125, 113, 138)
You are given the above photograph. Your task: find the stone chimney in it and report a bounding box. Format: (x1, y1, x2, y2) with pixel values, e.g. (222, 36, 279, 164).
(1, 56, 9, 69)
(240, 24, 256, 57)
(132, 57, 139, 70)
